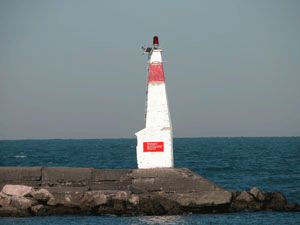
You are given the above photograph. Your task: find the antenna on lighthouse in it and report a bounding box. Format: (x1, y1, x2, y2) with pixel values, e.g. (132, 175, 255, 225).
(135, 36, 174, 169)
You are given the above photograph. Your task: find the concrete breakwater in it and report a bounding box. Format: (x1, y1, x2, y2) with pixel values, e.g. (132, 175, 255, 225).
(0, 167, 299, 216)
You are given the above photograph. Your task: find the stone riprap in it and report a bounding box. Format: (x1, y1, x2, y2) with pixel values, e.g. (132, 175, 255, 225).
(0, 167, 299, 216)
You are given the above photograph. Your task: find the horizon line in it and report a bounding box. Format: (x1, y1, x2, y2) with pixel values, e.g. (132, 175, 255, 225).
(1, 136, 299, 141)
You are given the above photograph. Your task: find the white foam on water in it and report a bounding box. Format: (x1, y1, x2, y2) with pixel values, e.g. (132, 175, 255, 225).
(15, 155, 27, 158)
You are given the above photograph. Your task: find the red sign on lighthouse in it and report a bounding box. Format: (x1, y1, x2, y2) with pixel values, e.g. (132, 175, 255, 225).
(143, 142, 164, 152)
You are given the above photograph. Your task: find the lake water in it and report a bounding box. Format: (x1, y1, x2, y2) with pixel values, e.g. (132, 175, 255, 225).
(0, 137, 299, 224)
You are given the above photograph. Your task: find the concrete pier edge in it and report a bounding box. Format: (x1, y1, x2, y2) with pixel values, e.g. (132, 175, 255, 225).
(0, 167, 299, 216)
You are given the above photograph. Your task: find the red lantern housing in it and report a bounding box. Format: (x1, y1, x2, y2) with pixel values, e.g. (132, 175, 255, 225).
(153, 36, 159, 46)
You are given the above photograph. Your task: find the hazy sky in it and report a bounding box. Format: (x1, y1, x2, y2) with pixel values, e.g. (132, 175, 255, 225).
(1, 0, 299, 139)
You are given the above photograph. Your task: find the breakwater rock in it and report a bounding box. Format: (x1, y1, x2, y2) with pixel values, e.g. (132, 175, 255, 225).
(0, 167, 299, 217)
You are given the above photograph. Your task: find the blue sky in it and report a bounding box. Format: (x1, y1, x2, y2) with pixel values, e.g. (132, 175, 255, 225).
(1, 0, 299, 139)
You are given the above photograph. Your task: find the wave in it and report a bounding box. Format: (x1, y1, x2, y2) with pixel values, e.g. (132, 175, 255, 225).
(14, 155, 27, 158)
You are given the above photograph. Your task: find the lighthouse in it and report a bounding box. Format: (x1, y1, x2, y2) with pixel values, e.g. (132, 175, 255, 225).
(135, 36, 173, 169)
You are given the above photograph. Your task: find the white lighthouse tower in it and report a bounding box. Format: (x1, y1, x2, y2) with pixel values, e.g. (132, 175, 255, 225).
(135, 36, 173, 169)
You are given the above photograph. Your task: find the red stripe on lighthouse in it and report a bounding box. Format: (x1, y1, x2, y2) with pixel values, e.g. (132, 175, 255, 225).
(148, 63, 165, 83)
